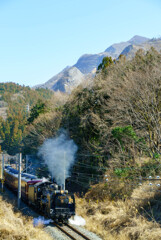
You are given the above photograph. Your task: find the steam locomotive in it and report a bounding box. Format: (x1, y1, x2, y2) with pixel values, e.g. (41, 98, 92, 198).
(4, 166, 75, 223)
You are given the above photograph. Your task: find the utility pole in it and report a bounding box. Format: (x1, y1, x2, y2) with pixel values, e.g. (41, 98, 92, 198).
(18, 153, 22, 209)
(1, 153, 4, 192)
(16, 158, 18, 170)
(26, 155, 28, 173)
(63, 151, 66, 190)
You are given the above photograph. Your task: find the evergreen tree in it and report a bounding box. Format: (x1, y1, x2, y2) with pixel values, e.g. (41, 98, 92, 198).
(97, 56, 114, 71)
(27, 99, 48, 124)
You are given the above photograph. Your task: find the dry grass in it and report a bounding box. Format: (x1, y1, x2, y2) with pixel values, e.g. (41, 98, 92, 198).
(76, 183, 161, 240)
(0, 196, 53, 240)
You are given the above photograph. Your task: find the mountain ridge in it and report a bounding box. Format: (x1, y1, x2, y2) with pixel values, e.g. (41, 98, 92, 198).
(35, 35, 161, 93)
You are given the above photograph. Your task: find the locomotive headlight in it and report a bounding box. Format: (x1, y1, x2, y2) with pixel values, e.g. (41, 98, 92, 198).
(50, 209, 54, 214)
(60, 190, 64, 194)
(54, 190, 59, 194)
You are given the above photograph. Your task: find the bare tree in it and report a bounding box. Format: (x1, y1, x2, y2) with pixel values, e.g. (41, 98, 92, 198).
(96, 48, 161, 158)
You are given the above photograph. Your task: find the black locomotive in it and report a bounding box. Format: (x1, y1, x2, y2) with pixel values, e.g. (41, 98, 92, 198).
(4, 166, 75, 223)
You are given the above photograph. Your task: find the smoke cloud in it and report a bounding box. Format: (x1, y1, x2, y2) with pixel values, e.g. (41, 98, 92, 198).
(38, 130, 78, 186)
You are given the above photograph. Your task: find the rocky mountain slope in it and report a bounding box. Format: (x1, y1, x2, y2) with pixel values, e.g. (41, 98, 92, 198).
(35, 35, 161, 93)
(121, 38, 161, 59)
(74, 35, 149, 74)
(36, 66, 85, 93)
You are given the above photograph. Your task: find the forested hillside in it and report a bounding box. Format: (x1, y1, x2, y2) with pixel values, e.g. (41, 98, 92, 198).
(1, 48, 161, 194)
(24, 48, 161, 194)
(0, 83, 53, 155)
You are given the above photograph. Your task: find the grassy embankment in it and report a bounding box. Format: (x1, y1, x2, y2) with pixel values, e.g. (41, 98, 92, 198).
(0, 196, 52, 240)
(76, 180, 161, 240)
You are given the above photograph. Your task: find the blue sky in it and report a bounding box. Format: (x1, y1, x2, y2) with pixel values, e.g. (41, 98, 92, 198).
(0, 0, 161, 87)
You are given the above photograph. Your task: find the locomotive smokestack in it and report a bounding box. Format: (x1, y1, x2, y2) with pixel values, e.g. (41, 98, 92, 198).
(62, 183, 65, 190)
(63, 152, 66, 190)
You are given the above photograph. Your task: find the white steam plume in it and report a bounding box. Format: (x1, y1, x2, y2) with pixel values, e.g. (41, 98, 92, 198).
(69, 215, 86, 226)
(38, 131, 78, 186)
(33, 216, 53, 227)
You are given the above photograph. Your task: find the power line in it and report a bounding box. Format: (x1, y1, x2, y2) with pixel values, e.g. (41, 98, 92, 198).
(74, 162, 108, 170)
(71, 171, 104, 177)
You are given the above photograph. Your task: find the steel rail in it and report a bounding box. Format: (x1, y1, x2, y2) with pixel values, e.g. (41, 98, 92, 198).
(54, 222, 91, 240)
(65, 223, 91, 240)
(54, 223, 77, 240)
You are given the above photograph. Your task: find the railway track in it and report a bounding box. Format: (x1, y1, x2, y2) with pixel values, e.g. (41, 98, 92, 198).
(54, 223, 91, 240)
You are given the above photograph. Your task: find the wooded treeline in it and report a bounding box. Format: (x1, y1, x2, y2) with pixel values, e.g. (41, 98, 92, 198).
(0, 48, 161, 195)
(22, 48, 161, 192)
(0, 83, 53, 154)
